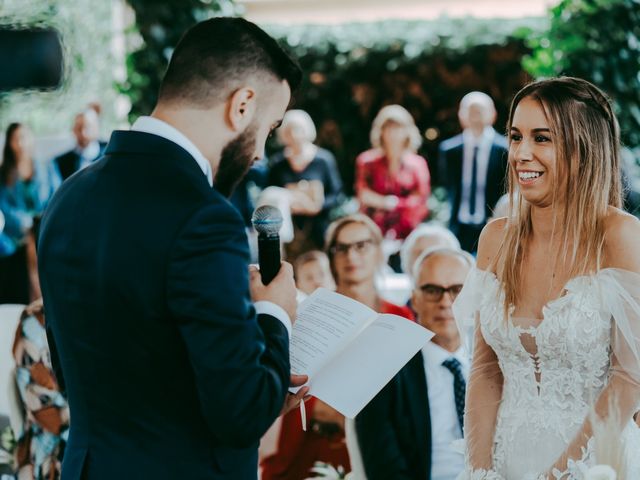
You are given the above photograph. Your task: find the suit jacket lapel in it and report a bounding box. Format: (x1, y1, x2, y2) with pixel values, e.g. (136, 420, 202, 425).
(405, 351, 431, 477)
(485, 142, 507, 213)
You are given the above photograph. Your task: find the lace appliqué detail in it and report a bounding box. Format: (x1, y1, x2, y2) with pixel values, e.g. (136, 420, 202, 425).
(466, 270, 612, 479)
(459, 468, 506, 480)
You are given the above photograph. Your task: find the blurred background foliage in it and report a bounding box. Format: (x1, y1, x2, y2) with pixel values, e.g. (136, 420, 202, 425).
(123, 13, 545, 191)
(263, 19, 543, 191)
(522, 0, 640, 150)
(122, 0, 239, 121)
(2, 0, 639, 191)
(0, 0, 122, 136)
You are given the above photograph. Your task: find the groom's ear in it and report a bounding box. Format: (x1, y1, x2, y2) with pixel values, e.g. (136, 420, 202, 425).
(226, 86, 257, 132)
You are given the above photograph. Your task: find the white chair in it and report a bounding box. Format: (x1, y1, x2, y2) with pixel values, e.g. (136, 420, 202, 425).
(376, 271, 412, 306)
(344, 417, 368, 480)
(0, 305, 25, 422)
(7, 369, 24, 441)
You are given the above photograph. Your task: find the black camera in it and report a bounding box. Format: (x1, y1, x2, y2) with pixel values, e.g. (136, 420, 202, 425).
(0, 27, 63, 91)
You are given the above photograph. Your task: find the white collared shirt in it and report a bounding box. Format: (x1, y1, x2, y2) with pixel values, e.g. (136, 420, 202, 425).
(422, 341, 469, 480)
(131, 116, 291, 336)
(457, 127, 496, 225)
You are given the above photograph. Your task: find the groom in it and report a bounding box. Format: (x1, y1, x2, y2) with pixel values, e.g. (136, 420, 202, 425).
(38, 18, 306, 480)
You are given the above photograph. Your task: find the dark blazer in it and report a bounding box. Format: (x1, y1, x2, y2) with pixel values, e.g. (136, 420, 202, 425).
(53, 141, 107, 182)
(355, 352, 431, 480)
(267, 148, 343, 249)
(230, 158, 268, 228)
(439, 131, 508, 233)
(38, 131, 290, 480)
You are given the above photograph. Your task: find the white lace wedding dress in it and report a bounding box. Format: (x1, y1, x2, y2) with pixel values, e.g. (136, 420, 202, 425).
(453, 267, 640, 480)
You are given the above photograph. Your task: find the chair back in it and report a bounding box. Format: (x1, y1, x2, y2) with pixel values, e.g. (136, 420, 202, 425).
(344, 417, 368, 480)
(0, 305, 24, 418)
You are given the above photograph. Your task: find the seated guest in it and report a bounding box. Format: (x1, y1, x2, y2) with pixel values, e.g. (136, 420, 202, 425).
(231, 157, 269, 262)
(268, 110, 343, 257)
(261, 281, 348, 480)
(260, 395, 350, 480)
(13, 299, 70, 480)
(399, 223, 461, 312)
(262, 215, 414, 480)
(326, 213, 414, 318)
(400, 224, 460, 279)
(230, 156, 268, 229)
(294, 250, 335, 296)
(356, 247, 473, 480)
(50, 108, 105, 190)
(355, 105, 430, 240)
(0, 123, 49, 303)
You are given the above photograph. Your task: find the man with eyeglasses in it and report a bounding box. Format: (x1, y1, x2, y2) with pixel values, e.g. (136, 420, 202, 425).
(355, 246, 474, 480)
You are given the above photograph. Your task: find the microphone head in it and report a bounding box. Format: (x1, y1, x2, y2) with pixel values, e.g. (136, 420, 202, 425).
(252, 205, 283, 237)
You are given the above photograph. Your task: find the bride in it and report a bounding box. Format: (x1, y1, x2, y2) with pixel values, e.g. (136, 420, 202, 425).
(454, 77, 640, 479)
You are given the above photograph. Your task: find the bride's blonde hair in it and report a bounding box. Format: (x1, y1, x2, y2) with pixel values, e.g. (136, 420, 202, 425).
(495, 77, 622, 314)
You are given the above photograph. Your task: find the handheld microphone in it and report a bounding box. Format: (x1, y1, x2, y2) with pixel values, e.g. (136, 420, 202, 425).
(251, 205, 283, 285)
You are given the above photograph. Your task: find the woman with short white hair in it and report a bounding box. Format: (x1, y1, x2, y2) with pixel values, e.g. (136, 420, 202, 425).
(267, 109, 343, 257)
(400, 223, 460, 278)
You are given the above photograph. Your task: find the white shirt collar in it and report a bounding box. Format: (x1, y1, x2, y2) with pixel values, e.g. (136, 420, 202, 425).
(422, 340, 468, 368)
(462, 126, 495, 148)
(131, 116, 213, 186)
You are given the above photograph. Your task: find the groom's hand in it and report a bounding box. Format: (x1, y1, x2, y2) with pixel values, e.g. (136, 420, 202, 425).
(281, 374, 309, 416)
(249, 263, 297, 322)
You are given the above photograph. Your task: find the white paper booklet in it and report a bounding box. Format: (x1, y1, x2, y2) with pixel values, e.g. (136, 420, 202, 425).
(290, 288, 434, 418)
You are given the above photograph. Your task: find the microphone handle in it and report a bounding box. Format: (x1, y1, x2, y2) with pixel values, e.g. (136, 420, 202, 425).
(258, 233, 281, 285)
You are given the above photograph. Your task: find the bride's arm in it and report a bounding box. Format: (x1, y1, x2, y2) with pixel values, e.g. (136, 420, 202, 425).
(545, 211, 640, 477)
(465, 321, 504, 470)
(463, 219, 506, 472)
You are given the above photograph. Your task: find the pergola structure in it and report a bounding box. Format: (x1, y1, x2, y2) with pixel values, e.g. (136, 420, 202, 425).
(238, 0, 556, 24)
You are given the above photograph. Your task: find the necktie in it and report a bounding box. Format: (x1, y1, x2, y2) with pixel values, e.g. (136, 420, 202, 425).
(468, 146, 479, 218)
(442, 357, 466, 433)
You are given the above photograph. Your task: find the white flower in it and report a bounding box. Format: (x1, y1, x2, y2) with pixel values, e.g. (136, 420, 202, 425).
(305, 462, 347, 479)
(585, 465, 617, 480)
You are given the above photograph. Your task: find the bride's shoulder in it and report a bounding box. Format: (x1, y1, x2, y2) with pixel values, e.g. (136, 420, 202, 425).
(602, 207, 640, 272)
(477, 217, 507, 270)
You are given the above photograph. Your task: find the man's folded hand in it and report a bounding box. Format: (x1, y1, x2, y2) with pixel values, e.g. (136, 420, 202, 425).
(281, 374, 309, 415)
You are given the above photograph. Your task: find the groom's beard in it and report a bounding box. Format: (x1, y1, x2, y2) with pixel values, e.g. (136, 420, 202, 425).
(214, 123, 258, 198)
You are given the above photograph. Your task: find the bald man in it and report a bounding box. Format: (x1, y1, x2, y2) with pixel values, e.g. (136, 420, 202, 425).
(438, 92, 508, 253)
(51, 109, 106, 190)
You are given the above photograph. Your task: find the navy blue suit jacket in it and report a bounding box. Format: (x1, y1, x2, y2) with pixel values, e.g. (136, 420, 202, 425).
(356, 352, 431, 480)
(38, 131, 290, 479)
(438, 131, 508, 233)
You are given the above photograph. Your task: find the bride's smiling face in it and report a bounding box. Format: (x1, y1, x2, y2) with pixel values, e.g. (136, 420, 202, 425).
(509, 96, 564, 208)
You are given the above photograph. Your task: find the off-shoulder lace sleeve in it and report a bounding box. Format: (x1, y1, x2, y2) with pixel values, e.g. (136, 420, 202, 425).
(453, 268, 505, 478)
(453, 268, 488, 355)
(545, 268, 640, 478)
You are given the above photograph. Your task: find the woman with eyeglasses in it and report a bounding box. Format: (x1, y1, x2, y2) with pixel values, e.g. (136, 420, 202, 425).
(327, 213, 416, 478)
(326, 213, 415, 318)
(261, 214, 414, 480)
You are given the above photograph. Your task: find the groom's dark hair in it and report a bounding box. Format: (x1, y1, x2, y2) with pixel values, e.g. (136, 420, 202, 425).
(158, 17, 302, 107)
